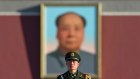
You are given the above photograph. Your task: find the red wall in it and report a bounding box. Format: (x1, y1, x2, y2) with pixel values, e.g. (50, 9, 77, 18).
(102, 16, 140, 79)
(0, 16, 40, 79)
(0, 16, 140, 79)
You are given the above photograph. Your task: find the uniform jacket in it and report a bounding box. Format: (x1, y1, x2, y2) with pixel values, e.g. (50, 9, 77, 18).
(57, 70, 91, 79)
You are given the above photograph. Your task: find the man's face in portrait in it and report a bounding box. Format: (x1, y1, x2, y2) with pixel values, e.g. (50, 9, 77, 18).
(57, 13, 85, 51)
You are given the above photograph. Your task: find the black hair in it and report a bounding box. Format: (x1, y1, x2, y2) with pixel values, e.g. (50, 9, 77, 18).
(56, 12, 86, 27)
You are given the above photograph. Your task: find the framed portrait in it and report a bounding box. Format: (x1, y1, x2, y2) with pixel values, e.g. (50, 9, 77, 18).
(41, 2, 102, 79)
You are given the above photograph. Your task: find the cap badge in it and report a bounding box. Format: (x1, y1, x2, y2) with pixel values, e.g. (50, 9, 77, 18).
(71, 53, 74, 57)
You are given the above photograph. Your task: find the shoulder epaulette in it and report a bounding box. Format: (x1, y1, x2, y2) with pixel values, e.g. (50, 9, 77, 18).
(84, 74, 91, 79)
(57, 75, 64, 79)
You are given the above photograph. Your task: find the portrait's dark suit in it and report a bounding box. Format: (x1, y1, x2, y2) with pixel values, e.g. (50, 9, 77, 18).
(47, 49, 97, 74)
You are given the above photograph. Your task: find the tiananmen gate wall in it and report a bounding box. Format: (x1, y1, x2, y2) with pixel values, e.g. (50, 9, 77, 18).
(0, 1, 140, 79)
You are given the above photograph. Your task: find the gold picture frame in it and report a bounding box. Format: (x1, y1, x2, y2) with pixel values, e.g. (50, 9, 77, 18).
(40, 2, 102, 79)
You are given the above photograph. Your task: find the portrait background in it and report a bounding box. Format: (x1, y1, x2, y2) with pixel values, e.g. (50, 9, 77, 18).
(44, 6, 97, 55)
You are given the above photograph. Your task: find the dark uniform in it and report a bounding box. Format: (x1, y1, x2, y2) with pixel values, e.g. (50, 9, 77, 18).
(57, 52, 91, 79)
(57, 70, 91, 79)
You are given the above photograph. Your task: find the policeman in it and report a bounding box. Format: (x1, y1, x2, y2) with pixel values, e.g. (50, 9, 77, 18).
(57, 52, 91, 79)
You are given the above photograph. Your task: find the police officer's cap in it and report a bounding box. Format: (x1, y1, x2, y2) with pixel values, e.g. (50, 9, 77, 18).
(65, 52, 81, 62)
